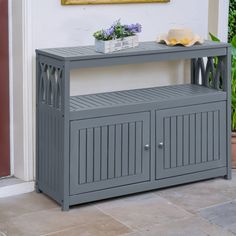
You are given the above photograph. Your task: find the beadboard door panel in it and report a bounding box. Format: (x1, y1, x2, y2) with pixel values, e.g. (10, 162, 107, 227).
(156, 102, 227, 179)
(70, 112, 150, 195)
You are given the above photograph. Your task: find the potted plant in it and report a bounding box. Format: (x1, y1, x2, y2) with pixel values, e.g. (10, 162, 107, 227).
(210, 33, 236, 168)
(93, 20, 142, 53)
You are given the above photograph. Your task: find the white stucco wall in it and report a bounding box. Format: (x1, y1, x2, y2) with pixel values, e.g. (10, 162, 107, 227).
(31, 0, 209, 95)
(11, 0, 209, 180)
(208, 0, 229, 42)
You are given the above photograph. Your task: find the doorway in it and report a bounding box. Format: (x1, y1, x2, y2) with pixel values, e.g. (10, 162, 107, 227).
(0, 0, 10, 177)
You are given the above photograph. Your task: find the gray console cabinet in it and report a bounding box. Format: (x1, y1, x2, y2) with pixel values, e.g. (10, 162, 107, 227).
(36, 41, 231, 211)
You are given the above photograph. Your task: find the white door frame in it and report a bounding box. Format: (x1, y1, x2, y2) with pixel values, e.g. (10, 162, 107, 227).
(208, 0, 229, 42)
(9, 0, 34, 181)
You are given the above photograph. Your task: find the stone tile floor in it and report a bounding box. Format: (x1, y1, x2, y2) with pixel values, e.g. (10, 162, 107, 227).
(0, 170, 235, 236)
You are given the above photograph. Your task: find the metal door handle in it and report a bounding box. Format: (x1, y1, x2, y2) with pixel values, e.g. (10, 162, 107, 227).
(158, 142, 164, 148)
(144, 144, 150, 150)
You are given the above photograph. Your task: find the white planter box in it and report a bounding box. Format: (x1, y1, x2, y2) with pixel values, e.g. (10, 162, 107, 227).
(95, 35, 139, 54)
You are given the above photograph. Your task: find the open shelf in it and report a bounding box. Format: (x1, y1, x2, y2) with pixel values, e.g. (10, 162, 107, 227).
(70, 84, 226, 112)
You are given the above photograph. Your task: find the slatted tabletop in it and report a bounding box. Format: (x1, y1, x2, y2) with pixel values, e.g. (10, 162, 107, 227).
(36, 41, 229, 61)
(70, 84, 226, 112)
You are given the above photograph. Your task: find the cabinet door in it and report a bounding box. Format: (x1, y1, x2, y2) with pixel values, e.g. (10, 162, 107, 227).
(156, 102, 226, 179)
(70, 112, 150, 195)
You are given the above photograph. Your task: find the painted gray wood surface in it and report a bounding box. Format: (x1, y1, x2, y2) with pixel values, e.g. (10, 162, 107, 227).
(69, 84, 226, 112)
(36, 41, 231, 210)
(70, 112, 150, 195)
(156, 102, 226, 179)
(37, 41, 228, 61)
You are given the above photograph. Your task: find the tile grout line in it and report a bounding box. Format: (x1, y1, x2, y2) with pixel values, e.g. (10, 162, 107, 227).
(196, 198, 236, 212)
(40, 225, 81, 236)
(94, 204, 136, 233)
(32, 203, 135, 236)
(0, 205, 59, 225)
(229, 228, 236, 235)
(93, 193, 195, 233)
(92, 193, 165, 232)
(155, 189, 236, 214)
(197, 201, 236, 235)
(195, 214, 236, 236)
(154, 192, 196, 216)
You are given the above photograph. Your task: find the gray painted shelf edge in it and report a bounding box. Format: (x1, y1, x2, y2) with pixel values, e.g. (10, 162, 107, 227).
(36, 41, 230, 61)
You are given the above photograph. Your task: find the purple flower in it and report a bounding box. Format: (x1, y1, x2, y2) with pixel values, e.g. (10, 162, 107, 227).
(103, 27, 115, 37)
(125, 23, 142, 34)
(112, 19, 121, 27)
(93, 20, 141, 41)
(135, 23, 142, 33)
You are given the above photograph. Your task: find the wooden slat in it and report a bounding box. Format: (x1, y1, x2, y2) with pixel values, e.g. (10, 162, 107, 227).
(70, 84, 226, 112)
(207, 112, 213, 162)
(183, 115, 189, 166)
(37, 41, 229, 61)
(198, 58, 205, 86)
(91, 94, 114, 106)
(170, 117, 177, 168)
(86, 128, 94, 183)
(135, 122, 142, 174)
(164, 117, 170, 169)
(101, 126, 108, 180)
(69, 112, 150, 195)
(122, 123, 129, 176)
(214, 58, 224, 90)
(46, 112, 49, 186)
(195, 113, 201, 164)
(205, 57, 214, 87)
(115, 124, 122, 178)
(129, 122, 136, 175)
(155, 101, 227, 180)
(41, 112, 45, 185)
(129, 89, 157, 100)
(94, 127, 101, 182)
(213, 111, 219, 161)
(48, 114, 52, 188)
(189, 114, 195, 164)
(108, 125, 115, 179)
(201, 112, 207, 163)
(79, 129, 86, 184)
(54, 117, 58, 191)
(177, 116, 183, 167)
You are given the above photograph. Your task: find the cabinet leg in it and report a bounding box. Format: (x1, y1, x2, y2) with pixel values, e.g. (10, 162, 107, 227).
(61, 201, 70, 211)
(224, 172, 232, 180)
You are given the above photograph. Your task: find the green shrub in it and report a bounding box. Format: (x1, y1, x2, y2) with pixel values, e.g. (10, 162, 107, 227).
(229, 0, 236, 42)
(210, 33, 236, 131)
(231, 36, 236, 131)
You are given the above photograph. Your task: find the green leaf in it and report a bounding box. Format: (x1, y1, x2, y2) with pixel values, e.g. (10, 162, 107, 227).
(229, 0, 236, 42)
(232, 93, 236, 104)
(232, 35, 236, 47)
(209, 32, 220, 42)
(231, 35, 236, 57)
(233, 111, 236, 131)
